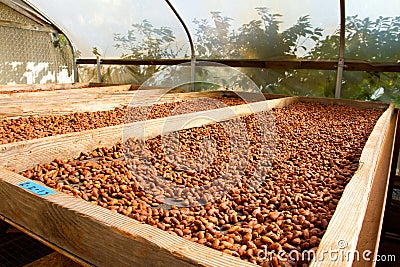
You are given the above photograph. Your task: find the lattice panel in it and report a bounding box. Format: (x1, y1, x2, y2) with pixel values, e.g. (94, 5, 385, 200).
(0, 2, 74, 84)
(0, 2, 32, 24)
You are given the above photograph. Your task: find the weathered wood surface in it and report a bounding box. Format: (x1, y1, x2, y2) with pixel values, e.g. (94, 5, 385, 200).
(310, 104, 395, 267)
(0, 96, 298, 171)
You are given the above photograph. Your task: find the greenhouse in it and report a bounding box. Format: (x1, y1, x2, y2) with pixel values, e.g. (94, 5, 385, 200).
(0, 0, 399, 266)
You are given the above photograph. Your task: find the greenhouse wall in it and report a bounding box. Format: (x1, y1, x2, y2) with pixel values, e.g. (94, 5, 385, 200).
(0, 1, 74, 85)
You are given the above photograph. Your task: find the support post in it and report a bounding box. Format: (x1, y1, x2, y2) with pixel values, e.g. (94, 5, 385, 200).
(96, 56, 101, 83)
(335, 0, 346, 99)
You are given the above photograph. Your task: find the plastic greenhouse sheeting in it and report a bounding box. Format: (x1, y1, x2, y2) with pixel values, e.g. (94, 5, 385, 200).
(26, 0, 400, 105)
(29, 0, 341, 60)
(28, 0, 400, 63)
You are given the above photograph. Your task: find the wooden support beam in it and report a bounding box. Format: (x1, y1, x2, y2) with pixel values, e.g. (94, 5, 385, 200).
(76, 58, 400, 72)
(353, 108, 396, 267)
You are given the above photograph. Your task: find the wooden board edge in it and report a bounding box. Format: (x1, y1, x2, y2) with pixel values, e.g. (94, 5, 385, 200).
(352, 109, 396, 267)
(310, 104, 394, 267)
(0, 169, 255, 267)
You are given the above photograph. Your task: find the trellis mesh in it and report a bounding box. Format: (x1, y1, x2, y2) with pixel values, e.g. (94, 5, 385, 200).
(0, 2, 74, 85)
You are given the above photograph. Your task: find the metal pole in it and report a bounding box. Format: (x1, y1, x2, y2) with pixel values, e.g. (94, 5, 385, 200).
(164, 0, 196, 91)
(73, 52, 79, 82)
(335, 0, 346, 99)
(96, 55, 102, 83)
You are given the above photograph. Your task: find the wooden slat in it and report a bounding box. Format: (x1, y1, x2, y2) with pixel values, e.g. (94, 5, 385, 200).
(0, 170, 254, 267)
(0, 96, 299, 171)
(353, 109, 396, 267)
(310, 104, 395, 267)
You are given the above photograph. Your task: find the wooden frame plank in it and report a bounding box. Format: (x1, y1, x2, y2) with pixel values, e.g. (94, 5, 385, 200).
(76, 58, 400, 72)
(353, 108, 396, 267)
(310, 104, 395, 266)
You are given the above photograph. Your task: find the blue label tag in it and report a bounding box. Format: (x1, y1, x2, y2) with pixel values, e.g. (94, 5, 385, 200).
(18, 181, 56, 197)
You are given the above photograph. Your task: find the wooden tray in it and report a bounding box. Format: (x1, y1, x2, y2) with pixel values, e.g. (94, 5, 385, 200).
(0, 90, 395, 267)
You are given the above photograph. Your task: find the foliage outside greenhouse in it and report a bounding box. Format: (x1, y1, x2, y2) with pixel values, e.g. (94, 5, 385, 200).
(78, 8, 400, 106)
